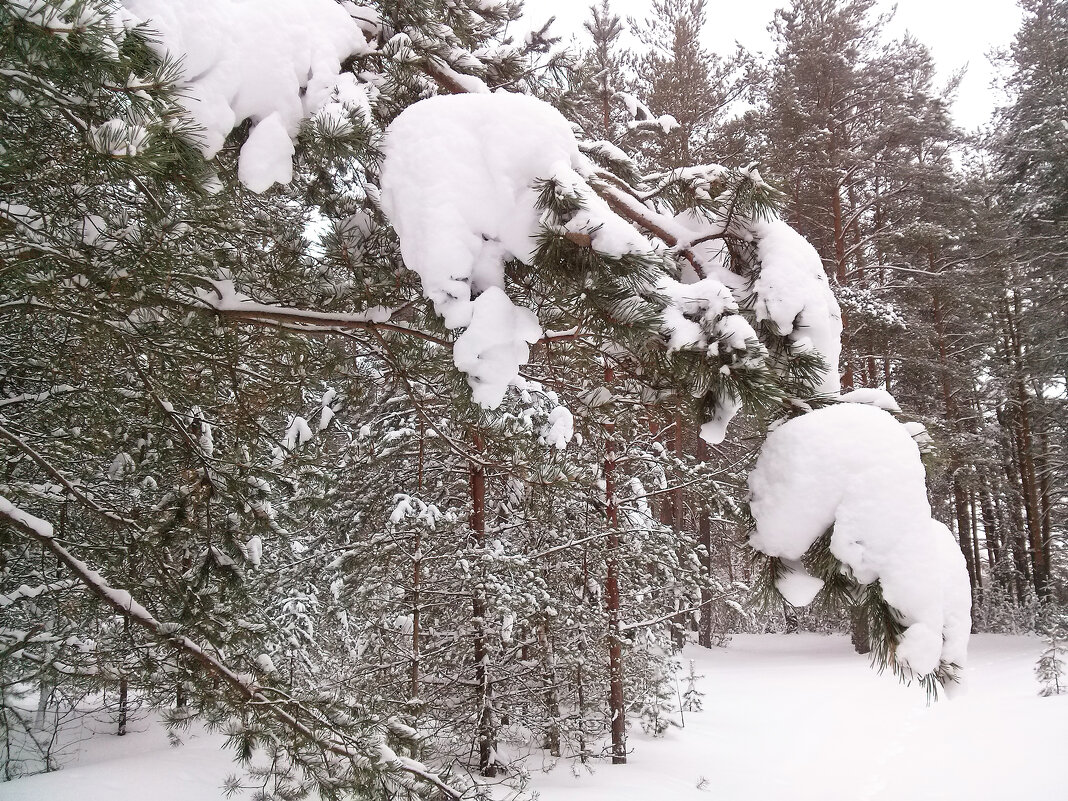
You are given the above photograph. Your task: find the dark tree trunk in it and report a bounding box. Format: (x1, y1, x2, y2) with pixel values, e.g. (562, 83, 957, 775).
(849, 604, 870, 654)
(696, 438, 714, 648)
(470, 435, 497, 777)
(604, 367, 626, 764)
(118, 614, 130, 736)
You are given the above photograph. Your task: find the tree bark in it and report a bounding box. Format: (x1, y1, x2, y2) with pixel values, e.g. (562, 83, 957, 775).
(469, 433, 497, 777)
(603, 367, 626, 764)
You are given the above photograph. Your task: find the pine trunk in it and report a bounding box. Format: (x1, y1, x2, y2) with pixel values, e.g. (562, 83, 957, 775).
(604, 367, 626, 765)
(469, 436, 497, 777)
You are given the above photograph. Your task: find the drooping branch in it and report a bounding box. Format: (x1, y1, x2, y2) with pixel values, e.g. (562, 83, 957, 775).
(0, 496, 463, 800)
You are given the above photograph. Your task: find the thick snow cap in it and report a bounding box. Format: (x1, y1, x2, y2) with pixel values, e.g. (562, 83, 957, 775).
(380, 93, 649, 408)
(748, 404, 971, 687)
(124, 0, 371, 192)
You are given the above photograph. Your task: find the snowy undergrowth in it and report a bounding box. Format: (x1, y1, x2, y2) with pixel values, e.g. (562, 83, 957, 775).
(5, 636, 1063, 801)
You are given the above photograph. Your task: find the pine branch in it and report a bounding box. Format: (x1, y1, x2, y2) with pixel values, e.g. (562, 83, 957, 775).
(0, 496, 463, 801)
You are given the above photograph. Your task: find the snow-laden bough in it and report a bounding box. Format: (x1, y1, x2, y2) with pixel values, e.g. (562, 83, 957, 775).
(380, 92, 843, 439)
(748, 403, 971, 692)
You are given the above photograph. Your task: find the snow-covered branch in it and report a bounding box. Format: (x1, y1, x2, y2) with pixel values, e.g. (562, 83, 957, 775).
(0, 495, 463, 799)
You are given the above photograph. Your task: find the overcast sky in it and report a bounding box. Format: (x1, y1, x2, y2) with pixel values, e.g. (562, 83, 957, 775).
(517, 0, 1023, 130)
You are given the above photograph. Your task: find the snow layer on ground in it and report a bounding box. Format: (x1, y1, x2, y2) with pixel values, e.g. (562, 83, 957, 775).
(3, 711, 234, 801)
(748, 404, 971, 679)
(7, 636, 1063, 801)
(516, 635, 1066, 801)
(122, 0, 371, 191)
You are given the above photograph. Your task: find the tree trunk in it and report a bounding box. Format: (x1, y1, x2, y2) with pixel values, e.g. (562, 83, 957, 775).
(696, 438, 714, 648)
(849, 604, 870, 654)
(469, 435, 497, 777)
(831, 184, 854, 391)
(118, 614, 130, 736)
(1003, 290, 1050, 598)
(978, 472, 1005, 590)
(411, 529, 421, 701)
(538, 622, 561, 757)
(604, 367, 626, 764)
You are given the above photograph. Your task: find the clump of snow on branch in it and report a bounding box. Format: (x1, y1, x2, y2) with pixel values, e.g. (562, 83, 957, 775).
(381, 92, 841, 435)
(381, 93, 646, 325)
(540, 405, 575, 450)
(840, 387, 901, 412)
(122, 0, 372, 192)
(451, 287, 541, 408)
(748, 403, 971, 686)
(686, 216, 843, 398)
(381, 93, 652, 407)
(658, 276, 742, 353)
(613, 91, 679, 134)
(749, 219, 843, 396)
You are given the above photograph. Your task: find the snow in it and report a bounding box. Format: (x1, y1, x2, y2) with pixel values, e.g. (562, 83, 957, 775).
(281, 416, 313, 450)
(657, 276, 739, 354)
(840, 387, 901, 412)
(122, 0, 371, 192)
(451, 287, 542, 408)
(750, 218, 843, 396)
(319, 388, 336, 431)
(380, 91, 841, 432)
(198, 278, 396, 326)
(517, 636, 1067, 801)
(6, 635, 1064, 801)
(381, 93, 654, 407)
(612, 90, 679, 133)
(902, 420, 935, 452)
(3, 714, 236, 801)
(236, 111, 293, 193)
(244, 535, 262, 567)
(0, 494, 55, 538)
(89, 119, 149, 157)
(775, 559, 826, 606)
(541, 405, 575, 449)
(381, 93, 579, 331)
(254, 653, 276, 675)
(748, 404, 971, 681)
(698, 392, 741, 446)
(673, 210, 843, 403)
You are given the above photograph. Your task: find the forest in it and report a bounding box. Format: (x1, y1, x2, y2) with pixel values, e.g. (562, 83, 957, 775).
(0, 0, 1065, 799)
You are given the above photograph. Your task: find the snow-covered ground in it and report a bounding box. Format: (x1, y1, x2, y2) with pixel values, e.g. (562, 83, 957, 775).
(530, 634, 1066, 801)
(5, 634, 1064, 801)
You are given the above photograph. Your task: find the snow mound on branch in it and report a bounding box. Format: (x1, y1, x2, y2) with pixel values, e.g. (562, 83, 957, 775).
(776, 559, 826, 606)
(123, 0, 371, 191)
(452, 287, 541, 408)
(677, 211, 842, 399)
(541, 405, 575, 450)
(751, 218, 843, 396)
(748, 404, 970, 683)
(380, 92, 650, 407)
(840, 387, 901, 412)
(657, 276, 739, 353)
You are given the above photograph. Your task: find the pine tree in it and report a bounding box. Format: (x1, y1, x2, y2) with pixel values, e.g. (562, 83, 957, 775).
(631, 0, 755, 168)
(1, 0, 988, 792)
(1036, 615, 1067, 697)
(988, 0, 1068, 602)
